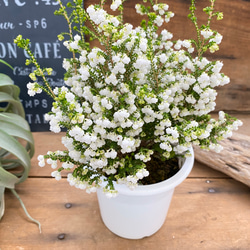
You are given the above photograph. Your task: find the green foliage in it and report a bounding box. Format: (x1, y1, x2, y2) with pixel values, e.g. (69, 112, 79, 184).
(0, 60, 40, 232)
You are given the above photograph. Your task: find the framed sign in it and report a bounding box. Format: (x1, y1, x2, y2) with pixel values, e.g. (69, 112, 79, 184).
(0, 0, 81, 131)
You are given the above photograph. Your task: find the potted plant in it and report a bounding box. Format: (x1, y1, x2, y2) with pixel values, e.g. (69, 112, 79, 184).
(0, 59, 40, 231)
(14, 0, 242, 239)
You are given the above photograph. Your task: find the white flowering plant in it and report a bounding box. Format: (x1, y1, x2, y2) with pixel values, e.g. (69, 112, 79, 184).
(15, 0, 242, 197)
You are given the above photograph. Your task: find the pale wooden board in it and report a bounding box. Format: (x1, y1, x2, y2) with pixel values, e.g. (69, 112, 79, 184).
(84, 0, 250, 112)
(0, 178, 249, 250)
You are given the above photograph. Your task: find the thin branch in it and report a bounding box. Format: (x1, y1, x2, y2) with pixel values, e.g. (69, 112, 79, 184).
(58, 0, 77, 74)
(206, 0, 215, 28)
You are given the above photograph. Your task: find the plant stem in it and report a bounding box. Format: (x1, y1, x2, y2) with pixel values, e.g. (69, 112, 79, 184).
(58, 0, 73, 40)
(100, 0, 106, 8)
(58, 0, 77, 74)
(189, 0, 203, 58)
(207, 0, 215, 28)
(26, 50, 56, 99)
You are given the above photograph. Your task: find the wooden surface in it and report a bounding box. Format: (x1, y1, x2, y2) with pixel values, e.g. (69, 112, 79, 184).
(85, 0, 250, 112)
(0, 114, 249, 250)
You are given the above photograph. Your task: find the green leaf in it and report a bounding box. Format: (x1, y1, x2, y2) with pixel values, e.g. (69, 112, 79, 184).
(0, 159, 25, 171)
(0, 148, 9, 158)
(0, 119, 34, 157)
(0, 82, 21, 101)
(0, 113, 30, 131)
(0, 186, 5, 220)
(0, 130, 31, 184)
(0, 73, 14, 86)
(0, 59, 13, 70)
(0, 167, 19, 188)
(0, 92, 25, 117)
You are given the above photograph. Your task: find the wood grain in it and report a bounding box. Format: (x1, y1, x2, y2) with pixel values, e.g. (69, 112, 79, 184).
(0, 178, 249, 250)
(194, 132, 250, 187)
(84, 0, 250, 112)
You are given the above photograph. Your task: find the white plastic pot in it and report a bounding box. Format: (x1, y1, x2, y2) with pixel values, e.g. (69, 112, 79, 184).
(97, 147, 194, 239)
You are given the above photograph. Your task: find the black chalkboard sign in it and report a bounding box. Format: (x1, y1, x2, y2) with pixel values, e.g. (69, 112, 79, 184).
(0, 0, 81, 131)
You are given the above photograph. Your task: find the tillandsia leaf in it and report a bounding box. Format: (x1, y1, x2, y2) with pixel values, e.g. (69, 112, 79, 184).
(0, 113, 30, 131)
(0, 186, 5, 220)
(0, 73, 14, 86)
(0, 73, 21, 102)
(0, 119, 35, 158)
(10, 189, 42, 233)
(0, 162, 19, 222)
(0, 129, 31, 184)
(0, 59, 13, 70)
(0, 69, 38, 229)
(0, 148, 9, 158)
(0, 159, 26, 171)
(0, 167, 19, 188)
(0, 85, 21, 101)
(0, 92, 25, 117)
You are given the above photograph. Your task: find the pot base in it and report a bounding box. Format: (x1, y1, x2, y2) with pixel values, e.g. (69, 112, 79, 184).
(97, 189, 174, 239)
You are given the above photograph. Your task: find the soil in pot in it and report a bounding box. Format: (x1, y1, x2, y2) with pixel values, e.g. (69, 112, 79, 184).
(140, 156, 180, 185)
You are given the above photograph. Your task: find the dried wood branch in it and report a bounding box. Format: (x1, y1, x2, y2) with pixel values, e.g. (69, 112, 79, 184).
(194, 132, 250, 187)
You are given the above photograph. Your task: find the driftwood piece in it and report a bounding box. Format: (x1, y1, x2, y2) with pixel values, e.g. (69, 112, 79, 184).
(194, 132, 250, 187)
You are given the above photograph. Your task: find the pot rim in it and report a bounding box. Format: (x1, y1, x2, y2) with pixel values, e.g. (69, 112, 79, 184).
(107, 147, 194, 196)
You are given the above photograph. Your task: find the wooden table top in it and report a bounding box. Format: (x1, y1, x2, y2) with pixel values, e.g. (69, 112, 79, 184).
(1, 114, 249, 250)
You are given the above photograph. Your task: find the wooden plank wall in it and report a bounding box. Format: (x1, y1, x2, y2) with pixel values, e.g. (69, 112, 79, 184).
(85, 0, 250, 113)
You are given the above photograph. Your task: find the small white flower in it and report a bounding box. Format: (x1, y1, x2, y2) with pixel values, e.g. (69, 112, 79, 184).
(110, 0, 122, 11)
(232, 120, 243, 130)
(159, 53, 168, 64)
(114, 109, 130, 121)
(218, 111, 225, 121)
(51, 171, 61, 181)
(78, 66, 90, 81)
(65, 92, 75, 102)
(104, 149, 117, 159)
(62, 162, 75, 169)
(62, 59, 71, 70)
(153, 4, 159, 11)
(105, 73, 118, 86)
(135, 4, 145, 15)
(209, 43, 219, 53)
(174, 40, 182, 50)
(127, 175, 138, 184)
(27, 82, 42, 96)
(221, 75, 230, 86)
(133, 56, 151, 73)
(160, 142, 172, 152)
(209, 144, 223, 153)
(105, 191, 118, 198)
(154, 16, 164, 27)
(201, 29, 214, 39)
(161, 29, 173, 41)
(38, 155, 45, 167)
(122, 55, 130, 64)
(210, 33, 223, 44)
